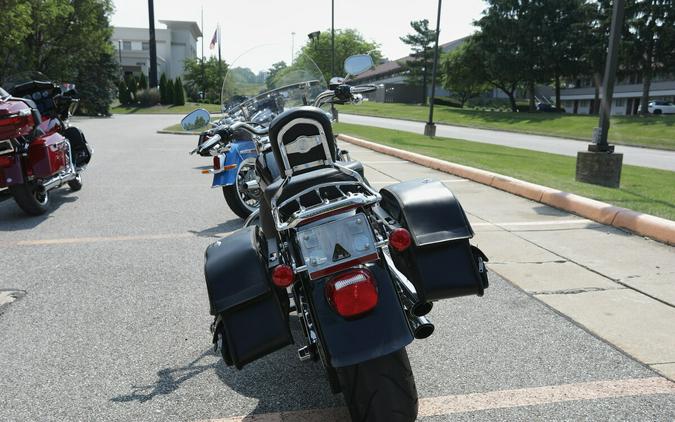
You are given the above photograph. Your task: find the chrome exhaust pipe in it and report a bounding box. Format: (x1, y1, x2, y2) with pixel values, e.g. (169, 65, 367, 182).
(40, 170, 77, 192)
(406, 313, 434, 339)
(397, 278, 433, 317)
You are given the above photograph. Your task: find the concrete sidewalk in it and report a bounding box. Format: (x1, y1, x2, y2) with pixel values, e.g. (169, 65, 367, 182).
(343, 141, 675, 381)
(340, 113, 675, 172)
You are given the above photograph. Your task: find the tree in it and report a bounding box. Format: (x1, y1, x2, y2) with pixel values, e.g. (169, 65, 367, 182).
(538, 0, 590, 109)
(173, 77, 185, 106)
(399, 20, 437, 104)
(159, 73, 168, 104)
(165, 78, 175, 105)
(440, 40, 490, 107)
(138, 73, 148, 90)
(0, 0, 119, 115)
(183, 56, 228, 103)
(298, 29, 382, 84)
(0, 0, 32, 83)
(265, 61, 288, 89)
(623, 0, 675, 114)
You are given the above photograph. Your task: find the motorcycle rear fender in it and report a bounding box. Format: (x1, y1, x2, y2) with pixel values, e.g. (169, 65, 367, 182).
(309, 261, 414, 368)
(0, 154, 25, 186)
(211, 139, 257, 187)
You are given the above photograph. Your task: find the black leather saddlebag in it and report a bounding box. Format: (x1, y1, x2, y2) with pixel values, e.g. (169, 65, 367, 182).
(63, 127, 92, 168)
(205, 226, 292, 369)
(379, 179, 489, 303)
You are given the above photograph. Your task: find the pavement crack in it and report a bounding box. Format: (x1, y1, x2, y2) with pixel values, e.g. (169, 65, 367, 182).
(532, 287, 626, 296)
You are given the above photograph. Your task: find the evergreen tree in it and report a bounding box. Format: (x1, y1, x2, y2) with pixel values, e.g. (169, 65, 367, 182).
(138, 73, 148, 90)
(118, 80, 130, 105)
(165, 78, 175, 105)
(173, 77, 185, 106)
(126, 75, 138, 102)
(399, 20, 437, 104)
(159, 73, 168, 104)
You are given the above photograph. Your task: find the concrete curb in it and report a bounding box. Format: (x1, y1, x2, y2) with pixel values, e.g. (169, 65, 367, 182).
(337, 134, 675, 246)
(157, 130, 196, 136)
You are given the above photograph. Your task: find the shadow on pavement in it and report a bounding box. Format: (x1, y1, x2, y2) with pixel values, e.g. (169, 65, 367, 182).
(110, 318, 342, 417)
(189, 219, 242, 238)
(0, 189, 78, 231)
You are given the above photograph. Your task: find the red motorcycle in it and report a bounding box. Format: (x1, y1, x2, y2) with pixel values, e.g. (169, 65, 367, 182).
(0, 77, 91, 215)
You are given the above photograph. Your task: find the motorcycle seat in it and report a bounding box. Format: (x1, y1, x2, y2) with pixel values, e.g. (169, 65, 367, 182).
(263, 161, 365, 206)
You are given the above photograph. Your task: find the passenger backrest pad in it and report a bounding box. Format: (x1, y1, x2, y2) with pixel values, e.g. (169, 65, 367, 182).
(269, 106, 336, 176)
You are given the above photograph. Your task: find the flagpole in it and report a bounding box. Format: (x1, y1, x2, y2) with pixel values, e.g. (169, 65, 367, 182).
(201, 6, 205, 101)
(218, 24, 222, 79)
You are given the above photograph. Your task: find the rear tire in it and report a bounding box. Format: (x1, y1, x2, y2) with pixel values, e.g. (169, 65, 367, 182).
(68, 174, 83, 191)
(9, 183, 50, 216)
(654, 109, 662, 115)
(337, 348, 418, 422)
(223, 185, 253, 219)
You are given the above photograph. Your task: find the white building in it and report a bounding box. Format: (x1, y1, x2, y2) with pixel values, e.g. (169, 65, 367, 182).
(560, 77, 675, 115)
(112, 20, 201, 81)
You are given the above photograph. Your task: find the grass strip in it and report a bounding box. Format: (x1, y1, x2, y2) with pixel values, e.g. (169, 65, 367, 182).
(337, 102, 675, 150)
(335, 122, 675, 221)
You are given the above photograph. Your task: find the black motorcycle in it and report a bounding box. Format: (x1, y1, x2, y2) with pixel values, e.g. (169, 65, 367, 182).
(196, 54, 489, 421)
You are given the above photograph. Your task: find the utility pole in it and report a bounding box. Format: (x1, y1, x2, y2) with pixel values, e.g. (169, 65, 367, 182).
(331, 0, 337, 122)
(291, 32, 296, 64)
(424, 0, 442, 137)
(575, 0, 625, 187)
(147, 0, 158, 87)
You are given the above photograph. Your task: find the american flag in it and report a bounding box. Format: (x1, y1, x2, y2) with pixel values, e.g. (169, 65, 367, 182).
(209, 27, 218, 50)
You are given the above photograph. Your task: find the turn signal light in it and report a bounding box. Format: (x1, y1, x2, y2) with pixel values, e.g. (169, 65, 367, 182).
(388, 228, 412, 252)
(213, 156, 221, 170)
(325, 269, 378, 318)
(271, 264, 294, 288)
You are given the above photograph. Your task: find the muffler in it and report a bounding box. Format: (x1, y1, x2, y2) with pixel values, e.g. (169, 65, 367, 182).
(406, 313, 434, 339)
(40, 170, 77, 191)
(397, 277, 433, 317)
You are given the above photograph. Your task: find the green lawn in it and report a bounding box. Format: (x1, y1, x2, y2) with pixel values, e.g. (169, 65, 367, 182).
(337, 102, 675, 151)
(335, 122, 675, 221)
(112, 102, 221, 114)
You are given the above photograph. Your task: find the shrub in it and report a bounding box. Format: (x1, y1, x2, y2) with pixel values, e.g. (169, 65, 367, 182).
(126, 76, 138, 101)
(165, 78, 175, 105)
(118, 80, 131, 105)
(135, 88, 161, 107)
(159, 74, 168, 104)
(173, 77, 185, 106)
(433, 96, 462, 108)
(138, 73, 148, 90)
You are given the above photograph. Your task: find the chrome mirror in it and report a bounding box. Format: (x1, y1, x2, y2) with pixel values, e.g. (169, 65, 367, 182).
(180, 109, 210, 131)
(344, 54, 374, 76)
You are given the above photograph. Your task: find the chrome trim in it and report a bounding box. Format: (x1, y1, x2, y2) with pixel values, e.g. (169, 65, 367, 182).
(243, 209, 260, 228)
(0, 139, 14, 155)
(276, 117, 333, 175)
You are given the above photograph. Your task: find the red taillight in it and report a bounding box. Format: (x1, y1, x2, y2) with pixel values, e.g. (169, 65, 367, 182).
(389, 228, 412, 252)
(213, 155, 221, 170)
(271, 264, 294, 288)
(325, 269, 378, 318)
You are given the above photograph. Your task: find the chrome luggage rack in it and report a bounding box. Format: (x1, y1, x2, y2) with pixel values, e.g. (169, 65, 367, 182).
(271, 179, 381, 231)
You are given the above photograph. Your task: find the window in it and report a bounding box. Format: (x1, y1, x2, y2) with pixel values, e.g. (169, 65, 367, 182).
(615, 98, 625, 106)
(123, 41, 131, 50)
(142, 42, 149, 51)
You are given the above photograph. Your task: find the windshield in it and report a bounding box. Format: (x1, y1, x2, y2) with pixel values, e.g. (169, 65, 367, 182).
(221, 44, 326, 124)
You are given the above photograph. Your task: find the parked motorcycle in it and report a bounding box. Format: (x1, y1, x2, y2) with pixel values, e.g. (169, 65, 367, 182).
(0, 74, 92, 215)
(184, 50, 354, 219)
(195, 54, 489, 421)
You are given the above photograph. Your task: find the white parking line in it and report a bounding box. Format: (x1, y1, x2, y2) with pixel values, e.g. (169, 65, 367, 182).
(198, 377, 675, 421)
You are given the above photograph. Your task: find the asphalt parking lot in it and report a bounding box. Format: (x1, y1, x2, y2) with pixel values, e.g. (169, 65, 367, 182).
(1, 114, 674, 421)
